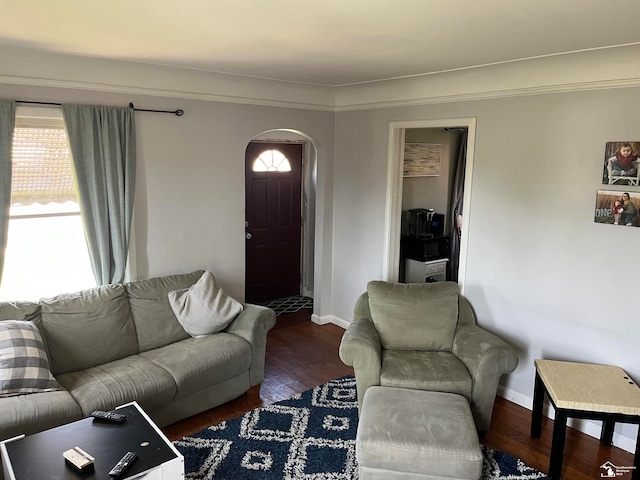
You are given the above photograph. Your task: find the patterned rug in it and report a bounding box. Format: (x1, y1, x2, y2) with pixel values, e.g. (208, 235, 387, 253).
(259, 295, 313, 316)
(174, 377, 549, 480)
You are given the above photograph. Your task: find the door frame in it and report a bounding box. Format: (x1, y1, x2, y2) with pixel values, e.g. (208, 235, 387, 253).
(246, 131, 322, 308)
(383, 117, 477, 294)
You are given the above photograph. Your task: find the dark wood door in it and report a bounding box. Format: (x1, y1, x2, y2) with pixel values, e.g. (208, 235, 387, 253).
(245, 142, 303, 303)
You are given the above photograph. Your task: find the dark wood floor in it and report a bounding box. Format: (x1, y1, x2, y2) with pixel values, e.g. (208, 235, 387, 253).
(163, 310, 634, 479)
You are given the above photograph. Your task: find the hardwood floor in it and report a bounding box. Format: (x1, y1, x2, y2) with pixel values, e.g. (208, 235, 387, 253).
(162, 310, 634, 479)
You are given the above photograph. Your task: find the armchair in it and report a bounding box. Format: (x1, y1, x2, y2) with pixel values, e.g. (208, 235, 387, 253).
(339, 281, 518, 433)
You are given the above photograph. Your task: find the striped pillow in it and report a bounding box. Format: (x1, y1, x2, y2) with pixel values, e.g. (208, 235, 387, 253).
(0, 320, 60, 397)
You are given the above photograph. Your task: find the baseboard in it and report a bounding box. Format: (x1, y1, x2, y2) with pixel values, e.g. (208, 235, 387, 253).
(497, 385, 637, 454)
(311, 314, 349, 329)
(311, 313, 330, 325)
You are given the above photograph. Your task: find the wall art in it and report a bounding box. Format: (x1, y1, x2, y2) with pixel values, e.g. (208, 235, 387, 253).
(594, 189, 640, 227)
(403, 143, 442, 177)
(601, 141, 640, 186)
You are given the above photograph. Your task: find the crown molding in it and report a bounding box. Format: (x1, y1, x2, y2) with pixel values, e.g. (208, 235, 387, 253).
(0, 73, 336, 111)
(333, 44, 640, 111)
(2, 44, 640, 112)
(0, 45, 335, 111)
(332, 77, 640, 112)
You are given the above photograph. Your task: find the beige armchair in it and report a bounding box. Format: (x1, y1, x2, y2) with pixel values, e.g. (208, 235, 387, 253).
(339, 281, 518, 433)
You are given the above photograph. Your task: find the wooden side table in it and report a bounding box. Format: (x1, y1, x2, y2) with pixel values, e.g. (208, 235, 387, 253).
(531, 359, 640, 480)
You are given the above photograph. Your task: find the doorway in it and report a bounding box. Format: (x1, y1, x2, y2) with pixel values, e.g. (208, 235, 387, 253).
(245, 141, 304, 303)
(384, 118, 476, 293)
(400, 127, 466, 283)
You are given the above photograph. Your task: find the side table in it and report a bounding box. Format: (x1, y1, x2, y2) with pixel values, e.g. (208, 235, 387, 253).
(531, 359, 640, 480)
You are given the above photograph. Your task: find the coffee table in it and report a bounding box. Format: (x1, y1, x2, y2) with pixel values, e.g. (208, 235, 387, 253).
(531, 359, 640, 480)
(1, 401, 183, 480)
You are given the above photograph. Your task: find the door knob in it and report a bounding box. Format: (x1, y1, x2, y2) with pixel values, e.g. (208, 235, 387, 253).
(246, 233, 252, 240)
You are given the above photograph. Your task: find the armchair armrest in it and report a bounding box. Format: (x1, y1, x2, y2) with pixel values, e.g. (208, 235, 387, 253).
(339, 316, 382, 409)
(225, 304, 276, 386)
(452, 324, 518, 377)
(452, 324, 519, 431)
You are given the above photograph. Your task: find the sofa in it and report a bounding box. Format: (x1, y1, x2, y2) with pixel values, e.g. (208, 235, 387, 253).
(0, 269, 276, 442)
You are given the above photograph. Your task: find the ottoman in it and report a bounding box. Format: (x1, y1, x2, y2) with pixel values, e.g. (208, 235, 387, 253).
(356, 387, 483, 480)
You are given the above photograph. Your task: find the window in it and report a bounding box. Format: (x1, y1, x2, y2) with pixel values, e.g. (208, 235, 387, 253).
(0, 107, 95, 301)
(252, 149, 292, 172)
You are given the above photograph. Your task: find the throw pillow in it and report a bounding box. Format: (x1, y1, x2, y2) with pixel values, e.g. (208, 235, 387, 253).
(168, 271, 244, 338)
(0, 320, 60, 397)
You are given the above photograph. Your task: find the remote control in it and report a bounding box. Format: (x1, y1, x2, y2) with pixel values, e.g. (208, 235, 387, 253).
(108, 451, 137, 477)
(90, 410, 127, 423)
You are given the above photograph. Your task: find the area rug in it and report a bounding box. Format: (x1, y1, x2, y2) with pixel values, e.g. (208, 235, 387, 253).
(174, 376, 549, 479)
(259, 295, 313, 316)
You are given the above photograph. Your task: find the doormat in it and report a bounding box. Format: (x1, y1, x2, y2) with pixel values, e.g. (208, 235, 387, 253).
(259, 295, 313, 316)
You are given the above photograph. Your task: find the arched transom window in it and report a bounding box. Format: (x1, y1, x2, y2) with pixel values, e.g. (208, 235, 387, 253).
(252, 149, 292, 172)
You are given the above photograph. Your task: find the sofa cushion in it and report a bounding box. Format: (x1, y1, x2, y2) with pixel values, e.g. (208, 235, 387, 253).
(39, 284, 138, 375)
(140, 333, 252, 400)
(380, 350, 472, 400)
(0, 320, 60, 397)
(0, 389, 83, 442)
(0, 302, 48, 360)
(367, 281, 459, 351)
(126, 270, 203, 351)
(56, 355, 176, 416)
(168, 271, 244, 338)
(0, 302, 41, 322)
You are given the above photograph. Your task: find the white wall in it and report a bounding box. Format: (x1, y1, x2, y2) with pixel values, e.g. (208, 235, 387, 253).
(331, 88, 640, 450)
(0, 83, 335, 311)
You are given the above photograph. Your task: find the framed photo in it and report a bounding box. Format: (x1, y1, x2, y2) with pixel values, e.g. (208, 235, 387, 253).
(403, 143, 442, 177)
(594, 189, 640, 227)
(601, 141, 640, 186)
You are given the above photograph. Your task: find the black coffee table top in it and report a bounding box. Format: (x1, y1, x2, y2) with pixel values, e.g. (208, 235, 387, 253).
(4, 403, 178, 480)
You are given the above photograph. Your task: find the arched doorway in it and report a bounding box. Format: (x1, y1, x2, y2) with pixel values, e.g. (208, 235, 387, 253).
(244, 129, 326, 320)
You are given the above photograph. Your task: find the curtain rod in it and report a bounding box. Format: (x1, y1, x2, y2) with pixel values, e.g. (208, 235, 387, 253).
(15, 100, 184, 117)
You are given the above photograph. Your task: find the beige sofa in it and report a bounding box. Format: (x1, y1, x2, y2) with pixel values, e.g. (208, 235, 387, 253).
(0, 270, 276, 442)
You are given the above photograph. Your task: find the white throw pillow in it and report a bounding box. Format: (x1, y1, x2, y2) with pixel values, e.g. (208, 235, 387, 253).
(168, 271, 243, 338)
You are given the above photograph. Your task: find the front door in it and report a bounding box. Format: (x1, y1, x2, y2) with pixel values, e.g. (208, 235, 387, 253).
(245, 141, 303, 303)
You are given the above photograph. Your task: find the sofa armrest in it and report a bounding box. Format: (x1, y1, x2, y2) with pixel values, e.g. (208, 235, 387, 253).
(339, 316, 382, 409)
(225, 304, 276, 386)
(452, 324, 519, 431)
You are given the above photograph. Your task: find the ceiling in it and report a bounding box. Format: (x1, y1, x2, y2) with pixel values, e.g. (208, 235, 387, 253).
(1, 0, 640, 87)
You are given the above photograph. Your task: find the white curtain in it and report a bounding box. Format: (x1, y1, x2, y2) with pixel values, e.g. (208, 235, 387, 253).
(62, 104, 136, 285)
(0, 100, 16, 286)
